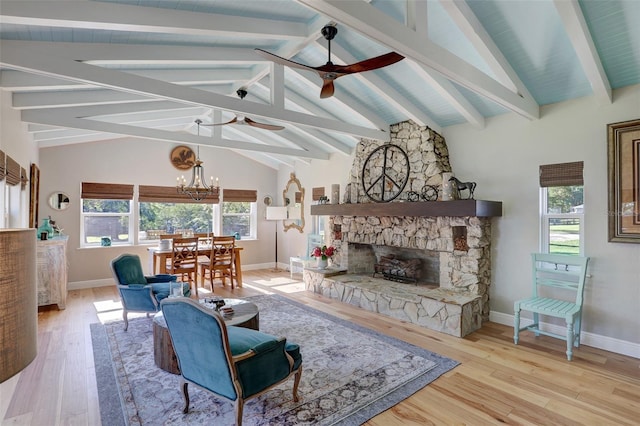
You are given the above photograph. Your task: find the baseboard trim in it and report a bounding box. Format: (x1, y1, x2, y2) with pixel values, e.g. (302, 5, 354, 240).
(68, 262, 286, 290)
(490, 311, 640, 359)
(69, 278, 113, 290)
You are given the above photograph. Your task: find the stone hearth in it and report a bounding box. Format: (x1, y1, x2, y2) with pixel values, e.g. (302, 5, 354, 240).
(304, 271, 482, 337)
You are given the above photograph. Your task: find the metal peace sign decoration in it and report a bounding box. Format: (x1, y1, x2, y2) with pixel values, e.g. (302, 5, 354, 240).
(361, 144, 410, 202)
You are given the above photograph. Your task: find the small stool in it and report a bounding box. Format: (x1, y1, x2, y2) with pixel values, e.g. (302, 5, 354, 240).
(289, 256, 307, 278)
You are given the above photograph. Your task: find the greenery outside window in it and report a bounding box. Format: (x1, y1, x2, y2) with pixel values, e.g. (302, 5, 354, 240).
(138, 185, 217, 242)
(221, 201, 256, 239)
(139, 202, 213, 241)
(220, 189, 258, 239)
(539, 162, 584, 255)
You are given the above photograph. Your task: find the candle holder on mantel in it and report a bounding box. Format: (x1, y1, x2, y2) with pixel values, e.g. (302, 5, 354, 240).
(331, 184, 340, 204)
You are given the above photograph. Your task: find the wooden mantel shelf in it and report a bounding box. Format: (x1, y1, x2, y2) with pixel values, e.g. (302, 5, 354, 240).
(310, 200, 502, 217)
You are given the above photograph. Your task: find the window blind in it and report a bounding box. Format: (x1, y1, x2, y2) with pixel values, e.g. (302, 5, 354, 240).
(221, 189, 257, 203)
(5, 156, 21, 186)
(81, 182, 134, 200)
(139, 185, 219, 204)
(539, 161, 584, 187)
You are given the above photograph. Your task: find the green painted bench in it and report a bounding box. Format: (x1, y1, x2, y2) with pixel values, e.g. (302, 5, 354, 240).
(514, 253, 590, 361)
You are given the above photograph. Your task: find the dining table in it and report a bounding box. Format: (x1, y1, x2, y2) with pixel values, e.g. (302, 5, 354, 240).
(148, 245, 244, 288)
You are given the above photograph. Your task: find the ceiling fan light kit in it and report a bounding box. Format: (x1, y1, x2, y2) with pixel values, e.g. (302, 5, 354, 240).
(256, 24, 405, 98)
(201, 88, 285, 131)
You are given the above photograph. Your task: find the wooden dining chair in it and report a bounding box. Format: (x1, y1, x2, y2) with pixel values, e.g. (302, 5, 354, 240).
(200, 236, 237, 291)
(160, 233, 182, 240)
(168, 237, 199, 296)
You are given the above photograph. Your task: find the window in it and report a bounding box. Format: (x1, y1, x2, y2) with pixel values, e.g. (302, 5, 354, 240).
(221, 201, 256, 238)
(138, 185, 217, 242)
(81, 183, 134, 247)
(221, 189, 257, 239)
(540, 162, 584, 255)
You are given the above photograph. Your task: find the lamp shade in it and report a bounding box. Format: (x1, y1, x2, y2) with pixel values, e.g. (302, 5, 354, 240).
(265, 206, 288, 220)
(287, 205, 301, 220)
(1, 229, 37, 383)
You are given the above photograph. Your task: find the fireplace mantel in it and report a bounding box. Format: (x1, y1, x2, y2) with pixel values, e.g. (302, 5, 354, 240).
(311, 200, 502, 218)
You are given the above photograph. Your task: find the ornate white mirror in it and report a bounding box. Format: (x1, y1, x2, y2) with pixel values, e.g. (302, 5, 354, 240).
(283, 173, 304, 233)
(48, 192, 70, 210)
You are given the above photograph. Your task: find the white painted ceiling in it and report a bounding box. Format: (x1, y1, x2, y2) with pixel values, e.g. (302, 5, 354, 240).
(1, 0, 639, 169)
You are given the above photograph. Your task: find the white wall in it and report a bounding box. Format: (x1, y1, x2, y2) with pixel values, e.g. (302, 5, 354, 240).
(0, 91, 38, 227)
(443, 84, 640, 345)
(38, 137, 279, 283)
(276, 152, 354, 259)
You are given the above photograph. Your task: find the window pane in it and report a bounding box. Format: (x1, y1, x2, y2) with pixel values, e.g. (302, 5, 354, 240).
(139, 202, 213, 241)
(222, 214, 250, 236)
(83, 199, 130, 213)
(222, 202, 250, 214)
(548, 217, 581, 255)
(84, 216, 129, 244)
(547, 186, 583, 214)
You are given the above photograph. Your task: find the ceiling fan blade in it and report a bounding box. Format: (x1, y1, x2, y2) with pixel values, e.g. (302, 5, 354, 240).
(320, 79, 335, 99)
(333, 52, 405, 74)
(244, 117, 285, 131)
(254, 49, 317, 72)
(200, 117, 238, 126)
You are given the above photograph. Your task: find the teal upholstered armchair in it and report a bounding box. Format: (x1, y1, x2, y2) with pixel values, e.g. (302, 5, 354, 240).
(160, 298, 302, 426)
(110, 253, 190, 330)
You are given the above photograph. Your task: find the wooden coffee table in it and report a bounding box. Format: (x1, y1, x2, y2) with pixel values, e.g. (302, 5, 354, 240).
(153, 298, 259, 374)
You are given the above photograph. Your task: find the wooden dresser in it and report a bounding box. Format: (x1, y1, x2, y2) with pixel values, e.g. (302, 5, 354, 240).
(36, 237, 68, 309)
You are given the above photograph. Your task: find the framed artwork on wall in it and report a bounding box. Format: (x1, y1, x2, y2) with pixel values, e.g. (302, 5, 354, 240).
(29, 164, 40, 229)
(607, 118, 640, 242)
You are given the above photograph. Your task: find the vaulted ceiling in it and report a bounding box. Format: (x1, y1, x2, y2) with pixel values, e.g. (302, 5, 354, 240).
(1, 0, 639, 169)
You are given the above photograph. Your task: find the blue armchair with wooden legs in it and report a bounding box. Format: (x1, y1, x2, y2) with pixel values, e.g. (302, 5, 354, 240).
(160, 298, 302, 426)
(110, 253, 190, 330)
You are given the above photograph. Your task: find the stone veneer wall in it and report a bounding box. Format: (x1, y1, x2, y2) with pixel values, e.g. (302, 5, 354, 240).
(344, 121, 452, 204)
(330, 215, 492, 320)
(326, 120, 494, 321)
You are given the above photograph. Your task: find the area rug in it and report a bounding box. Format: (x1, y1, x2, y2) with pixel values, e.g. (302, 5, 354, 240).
(91, 294, 459, 425)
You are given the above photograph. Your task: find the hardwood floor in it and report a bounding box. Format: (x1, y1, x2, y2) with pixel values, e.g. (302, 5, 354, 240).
(2, 269, 639, 425)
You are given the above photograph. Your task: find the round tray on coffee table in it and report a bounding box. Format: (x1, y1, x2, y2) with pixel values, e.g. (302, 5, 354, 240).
(153, 298, 259, 374)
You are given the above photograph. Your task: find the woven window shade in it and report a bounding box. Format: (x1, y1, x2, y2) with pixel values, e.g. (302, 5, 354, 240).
(139, 185, 219, 204)
(539, 161, 584, 187)
(312, 187, 325, 201)
(222, 189, 257, 203)
(5, 156, 21, 186)
(295, 191, 302, 203)
(81, 182, 134, 200)
(20, 167, 28, 189)
(0, 150, 5, 182)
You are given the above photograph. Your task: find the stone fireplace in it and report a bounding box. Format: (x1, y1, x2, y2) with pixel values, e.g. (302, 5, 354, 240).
(306, 120, 501, 337)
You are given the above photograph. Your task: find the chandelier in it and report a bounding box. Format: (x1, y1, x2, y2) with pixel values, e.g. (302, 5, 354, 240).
(176, 119, 219, 201)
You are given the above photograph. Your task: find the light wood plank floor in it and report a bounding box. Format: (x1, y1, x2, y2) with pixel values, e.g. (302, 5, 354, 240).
(2, 270, 639, 425)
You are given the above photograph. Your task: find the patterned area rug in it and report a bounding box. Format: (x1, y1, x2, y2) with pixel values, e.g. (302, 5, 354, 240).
(91, 294, 458, 425)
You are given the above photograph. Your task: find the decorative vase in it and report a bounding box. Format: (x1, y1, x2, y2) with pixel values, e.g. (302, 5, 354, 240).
(37, 218, 54, 240)
(442, 172, 457, 201)
(317, 257, 328, 269)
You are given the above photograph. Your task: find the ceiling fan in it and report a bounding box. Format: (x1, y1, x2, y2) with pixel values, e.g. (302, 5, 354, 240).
(255, 24, 405, 99)
(200, 89, 285, 131)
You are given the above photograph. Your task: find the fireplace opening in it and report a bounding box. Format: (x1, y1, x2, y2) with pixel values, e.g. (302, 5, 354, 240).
(345, 243, 439, 287)
(374, 255, 421, 284)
